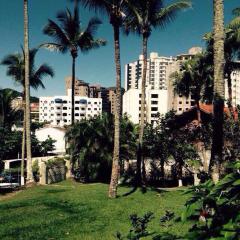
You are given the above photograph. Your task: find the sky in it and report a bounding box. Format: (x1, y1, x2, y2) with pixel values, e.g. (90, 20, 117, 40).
(0, 0, 239, 97)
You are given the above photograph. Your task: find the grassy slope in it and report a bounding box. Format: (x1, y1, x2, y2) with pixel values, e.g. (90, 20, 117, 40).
(0, 181, 190, 240)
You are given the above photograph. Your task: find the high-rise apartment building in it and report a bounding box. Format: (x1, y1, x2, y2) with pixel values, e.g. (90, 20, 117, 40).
(125, 52, 176, 91)
(39, 90, 102, 126)
(65, 76, 124, 115)
(123, 89, 168, 124)
(123, 48, 202, 124)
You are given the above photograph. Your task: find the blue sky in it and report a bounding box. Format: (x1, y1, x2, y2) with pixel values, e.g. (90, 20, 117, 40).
(0, 0, 239, 97)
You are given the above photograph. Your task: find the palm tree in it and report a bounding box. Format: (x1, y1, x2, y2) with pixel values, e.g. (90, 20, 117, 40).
(210, 0, 225, 183)
(42, 4, 106, 125)
(204, 25, 240, 111)
(1, 48, 54, 185)
(0, 89, 22, 129)
(23, 0, 33, 183)
(80, 0, 127, 198)
(124, 0, 191, 185)
(172, 54, 213, 124)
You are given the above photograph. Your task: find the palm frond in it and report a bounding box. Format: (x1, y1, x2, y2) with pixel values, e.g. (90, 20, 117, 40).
(232, 7, 240, 17)
(40, 43, 68, 53)
(85, 17, 103, 36)
(154, 0, 191, 29)
(31, 64, 55, 90)
(78, 0, 111, 16)
(43, 19, 70, 47)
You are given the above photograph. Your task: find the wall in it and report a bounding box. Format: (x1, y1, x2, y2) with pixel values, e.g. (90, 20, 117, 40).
(35, 127, 66, 154)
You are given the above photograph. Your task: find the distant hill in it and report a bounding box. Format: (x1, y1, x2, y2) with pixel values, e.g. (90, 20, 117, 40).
(1, 88, 39, 103)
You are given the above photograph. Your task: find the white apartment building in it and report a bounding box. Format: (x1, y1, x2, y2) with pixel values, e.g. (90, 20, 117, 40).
(225, 70, 240, 107)
(123, 89, 168, 124)
(123, 48, 201, 124)
(39, 90, 102, 126)
(125, 52, 176, 91)
(124, 52, 175, 124)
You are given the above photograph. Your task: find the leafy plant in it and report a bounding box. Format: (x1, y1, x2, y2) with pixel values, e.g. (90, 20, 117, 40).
(116, 212, 154, 240)
(182, 161, 240, 240)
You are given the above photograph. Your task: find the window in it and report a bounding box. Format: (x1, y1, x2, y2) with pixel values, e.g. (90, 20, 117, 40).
(151, 94, 158, 98)
(75, 113, 79, 116)
(63, 107, 67, 110)
(75, 107, 79, 110)
(151, 107, 158, 111)
(179, 101, 182, 104)
(151, 101, 158, 105)
(63, 113, 67, 116)
(178, 108, 182, 111)
(80, 114, 85, 117)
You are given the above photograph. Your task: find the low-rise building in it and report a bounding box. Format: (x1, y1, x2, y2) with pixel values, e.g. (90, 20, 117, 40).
(35, 125, 66, 154)
(39, 90, 102, 126)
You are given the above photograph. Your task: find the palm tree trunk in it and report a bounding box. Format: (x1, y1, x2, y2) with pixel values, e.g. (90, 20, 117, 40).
(196, 100, 202, 125)
(21, 89, 26, 186)
(71, 56, 76, 125)
(109, 25, 121, 198)
(137, 34, 148, 186)
(227, 71, 234, 115)
(210, 0, 225, 184)
(24, 0, 33, 183)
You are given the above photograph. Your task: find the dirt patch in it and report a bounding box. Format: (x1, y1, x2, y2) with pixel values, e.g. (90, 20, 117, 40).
(0, 189, 23, 201)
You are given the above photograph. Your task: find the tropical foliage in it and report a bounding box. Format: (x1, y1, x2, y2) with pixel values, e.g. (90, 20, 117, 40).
(0, 89, 23, 129)
(65, 114, 137, 182)
(182, 161, 240, 240)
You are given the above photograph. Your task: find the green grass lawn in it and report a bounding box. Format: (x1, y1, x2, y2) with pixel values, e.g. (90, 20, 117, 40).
(0, 180, 190, 240)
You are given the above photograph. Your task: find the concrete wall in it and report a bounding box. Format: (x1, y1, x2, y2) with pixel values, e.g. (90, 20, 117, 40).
(35, 127, 66, 154)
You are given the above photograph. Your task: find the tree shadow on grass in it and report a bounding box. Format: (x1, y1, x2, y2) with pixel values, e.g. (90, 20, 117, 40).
(43, 188, 68, 194)
(120, 184, 160, 197)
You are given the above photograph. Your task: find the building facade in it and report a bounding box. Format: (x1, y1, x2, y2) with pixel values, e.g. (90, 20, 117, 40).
(65, 76, 124, 115)
(123, 48, 202, 124)
(123, 89, 168, 124)
(39, 90, 102, 126)
(225, 70, 240, 107)
(125, 52, 176, 91)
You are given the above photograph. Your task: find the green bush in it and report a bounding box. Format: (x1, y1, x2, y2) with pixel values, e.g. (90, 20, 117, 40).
(45, 157, 66, 168)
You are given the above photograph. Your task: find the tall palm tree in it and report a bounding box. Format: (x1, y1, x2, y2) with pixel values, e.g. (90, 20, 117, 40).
(210, 0, 225, 183)
(42, 4, 106, 124)
(124, 0, 191, 185)
(204, 26, 240, 111)
(80, 0, 127, 198)
(23, 0, 33, 183)
(1, 48, 54, 185)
